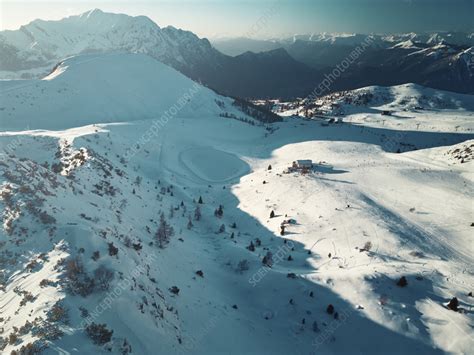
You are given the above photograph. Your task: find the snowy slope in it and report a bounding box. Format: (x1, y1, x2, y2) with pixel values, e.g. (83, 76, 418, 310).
(324, 83, 474, 114)
(266, 83, 474, 135)
(322, 83, 474, 111)
(0, 53, 252, 131)
(1, 53, 473, 354)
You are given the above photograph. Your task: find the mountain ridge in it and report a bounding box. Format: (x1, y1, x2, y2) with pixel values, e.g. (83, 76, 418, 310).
(0, 9, 322, 99)
(1, 10, 473, 98)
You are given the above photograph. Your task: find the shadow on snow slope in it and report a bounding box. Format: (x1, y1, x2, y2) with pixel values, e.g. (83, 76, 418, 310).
(1, 116, 466, 353)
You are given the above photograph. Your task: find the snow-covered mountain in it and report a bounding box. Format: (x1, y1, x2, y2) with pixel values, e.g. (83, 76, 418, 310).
(0, 53, 226, 130)
(0, 9, 215, 78)
(3, 10, 473, 99)
(0, 52, 281, 131)
(1, 51, 473, 354)
(0, 9, 322, 99)
(214, 33, 474, 95)
(213, 32, 474, 56)
(281, 32, 474, 47)
(277, 33, 474, 93)
(256, 83, 474, 135)
(310, 83, 474, 115)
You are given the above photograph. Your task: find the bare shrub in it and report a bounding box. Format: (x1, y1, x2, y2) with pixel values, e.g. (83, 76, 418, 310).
(64, 257, 94, 297)
(237, 259, 249, 273)
(47, 302, 68, 323)
(94, 266, 114, 291)
(169, 286, 180, 295)
(39, 211, 56, 224)
(8, 332, 18, 345)
(91, 251, 100, 261)
(360, 241, 372, 252)
(108, 243, 119, 256)
(86, 323, 113, 345)
(14, 342, 43, 354)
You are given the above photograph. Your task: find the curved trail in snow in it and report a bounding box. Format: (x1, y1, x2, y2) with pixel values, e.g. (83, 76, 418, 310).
(178, 147, 250, 184)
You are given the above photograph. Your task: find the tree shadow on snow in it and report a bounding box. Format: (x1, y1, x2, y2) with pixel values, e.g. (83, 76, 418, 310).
(358, 193, 469, 264)
(192, 182, 445, 354)
(366, 274, 446, 343)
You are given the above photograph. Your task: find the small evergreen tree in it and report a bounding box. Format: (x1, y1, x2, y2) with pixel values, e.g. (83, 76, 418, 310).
(247, 241, 255, 252)
(194, 206, 201, 221)
(108, 243, 118, 257)
(198, 196, 203, 204)
(156, 213, 174, 248)
(447, 297, 459, 311)
(326, 304, 334, 315)
(86, 323, 113, 345)
(262, 251, 273, 267)
(312, 321, 319, 332)
(187, 216, 193, 230)
(396, 276, 408, 287)
(214, 205, 224, 218)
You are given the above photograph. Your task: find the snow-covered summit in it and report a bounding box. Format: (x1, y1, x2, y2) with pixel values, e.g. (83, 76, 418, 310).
(390, 39, 420, 50)
(0, 9, 215, 78)
(283, 31, 474, 47)
(0, 52, 273, 131)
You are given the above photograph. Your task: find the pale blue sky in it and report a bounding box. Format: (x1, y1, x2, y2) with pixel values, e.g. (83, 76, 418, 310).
(1, 0, 473, 39)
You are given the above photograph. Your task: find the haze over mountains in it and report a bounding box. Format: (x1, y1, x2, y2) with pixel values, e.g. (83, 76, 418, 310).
(1, 9, 472, 98)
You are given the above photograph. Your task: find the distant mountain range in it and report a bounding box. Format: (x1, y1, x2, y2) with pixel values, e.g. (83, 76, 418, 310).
(213, 32, 474, 64)
(213, 33, 474, 95)
(0, 9, 472, 98)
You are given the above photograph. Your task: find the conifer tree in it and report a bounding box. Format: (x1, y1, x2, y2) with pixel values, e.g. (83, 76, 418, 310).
(156, 213, 174, 248)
